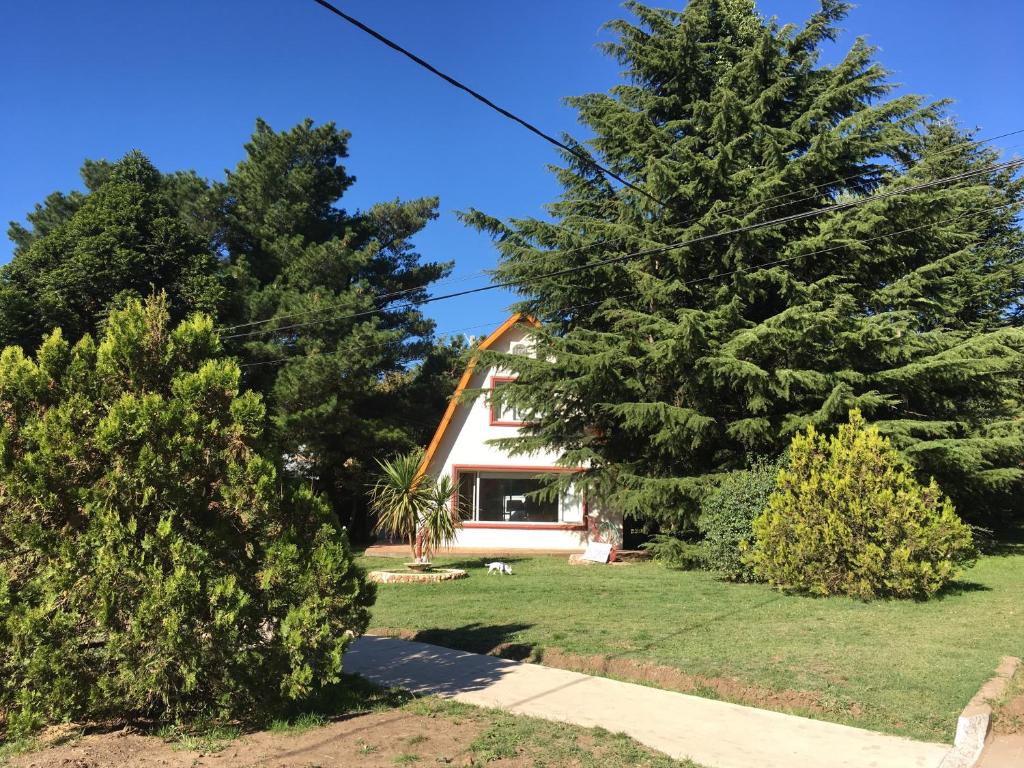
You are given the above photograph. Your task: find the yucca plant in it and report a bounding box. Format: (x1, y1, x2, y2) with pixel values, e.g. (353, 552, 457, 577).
(369, 451, 462, 562)
(418, 475, 461, 560)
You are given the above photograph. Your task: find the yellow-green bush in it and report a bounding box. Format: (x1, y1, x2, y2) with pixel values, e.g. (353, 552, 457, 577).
(748, 410, 975, 599)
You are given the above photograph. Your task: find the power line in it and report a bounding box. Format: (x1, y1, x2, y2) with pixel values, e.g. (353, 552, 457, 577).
(238, 291, 637, 370)
(306, 0, 668, 208)
(725, 136, 1024, 225)
(218, 130, 1024, 335)
(218, 266, 495, 334)
(664, 132, 1024, 231)
(235, 201, 1008, 369)
(222, 157, 1023, 342)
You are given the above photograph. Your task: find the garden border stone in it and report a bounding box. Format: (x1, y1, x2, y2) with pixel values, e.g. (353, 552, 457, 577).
(367, 568, 467, 584)
(939, 655, 1020, 768)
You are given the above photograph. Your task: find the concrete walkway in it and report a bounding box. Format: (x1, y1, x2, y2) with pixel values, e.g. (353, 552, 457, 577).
(344, 636, 950, 768)
(978, 734, 1024, 767)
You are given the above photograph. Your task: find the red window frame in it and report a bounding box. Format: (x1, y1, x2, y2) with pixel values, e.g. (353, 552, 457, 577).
(452, 464, 588, 530)
(489, 376, 533, 427)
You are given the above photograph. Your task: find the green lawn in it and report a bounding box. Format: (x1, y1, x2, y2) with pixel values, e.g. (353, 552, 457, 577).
(360, 544, 1024, 743)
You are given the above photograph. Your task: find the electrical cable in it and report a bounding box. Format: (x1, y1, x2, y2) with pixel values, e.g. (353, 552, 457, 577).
(222, 158, 1023, 342)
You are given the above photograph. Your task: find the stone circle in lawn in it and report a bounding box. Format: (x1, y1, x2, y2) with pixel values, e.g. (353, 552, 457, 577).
(367, 568, 468, 584)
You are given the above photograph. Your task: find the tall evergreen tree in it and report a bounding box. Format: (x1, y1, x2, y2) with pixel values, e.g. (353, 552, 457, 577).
(216, 119, 454, 532)
(0, 152, 223, 350)
(464, 0, 1024, 527)
(4, 120, 465, 535)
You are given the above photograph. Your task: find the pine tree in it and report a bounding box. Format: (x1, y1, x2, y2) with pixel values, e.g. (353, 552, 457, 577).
(4, 120, 465, 536)
(0, 152, 224, 350)
(464, 0, 1024, 528)
(216, 119, 455, 532)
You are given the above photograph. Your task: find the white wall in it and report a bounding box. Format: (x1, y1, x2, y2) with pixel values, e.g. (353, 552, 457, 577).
(424, 323, 622, 552)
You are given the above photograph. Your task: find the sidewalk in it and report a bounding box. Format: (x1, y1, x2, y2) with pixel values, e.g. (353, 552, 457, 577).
(978, 733, 1024, 766)
(344, 635, 950, 768)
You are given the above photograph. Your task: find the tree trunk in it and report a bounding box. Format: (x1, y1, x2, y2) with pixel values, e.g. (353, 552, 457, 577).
(414, 527, 425, 561)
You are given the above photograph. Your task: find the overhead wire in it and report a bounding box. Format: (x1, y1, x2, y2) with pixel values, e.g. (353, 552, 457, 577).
(221, 157, 1024, 342)
(217, 131, 1023, 335)
(235, 199, 1011, 369)
(307, 0, 668, 208)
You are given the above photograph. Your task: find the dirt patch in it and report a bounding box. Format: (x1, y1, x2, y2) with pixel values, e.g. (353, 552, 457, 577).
(370, 627, 419, 641)
(994, 683, 1024, 735)
(534, 647, 831, 716)
(8, 711, 483, 768)
(368, 627, 834, 718)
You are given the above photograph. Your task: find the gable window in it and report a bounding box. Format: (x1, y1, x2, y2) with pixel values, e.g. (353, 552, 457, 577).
(489, 376, 531, 426)
(454, 469, 583, 524)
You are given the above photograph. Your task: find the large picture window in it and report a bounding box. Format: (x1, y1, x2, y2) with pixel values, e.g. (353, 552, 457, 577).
(455, 470, 583, 524)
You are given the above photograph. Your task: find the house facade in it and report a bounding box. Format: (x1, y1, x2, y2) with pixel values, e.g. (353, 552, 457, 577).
(419, 314, 623, 552)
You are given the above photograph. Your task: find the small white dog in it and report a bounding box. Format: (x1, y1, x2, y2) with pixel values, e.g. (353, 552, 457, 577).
(486, 561, 513, 575)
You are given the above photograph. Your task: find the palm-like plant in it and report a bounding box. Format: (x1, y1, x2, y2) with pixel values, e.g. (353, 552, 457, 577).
(418, 475, 460, 559)
(369, 451, 462, 562)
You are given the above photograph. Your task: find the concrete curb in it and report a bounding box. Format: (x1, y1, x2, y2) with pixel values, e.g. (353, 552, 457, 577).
(939, 656, 1021, 768)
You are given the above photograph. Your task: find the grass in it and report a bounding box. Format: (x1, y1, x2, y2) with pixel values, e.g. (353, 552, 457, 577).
(360, 543, 1024, 743)
(0, 737, 36, 766)
(355, 737, 379, 754)
(407, 698, 698, 767)
(268, 712, 328, 734)
(156, 723, 242, 753)
(3, 682, 701, 768)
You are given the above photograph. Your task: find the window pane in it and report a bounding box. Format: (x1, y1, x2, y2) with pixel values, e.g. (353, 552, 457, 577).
(561, 486, 584, 523)
(456, 471, 476, 520)
(477, 476, 558, 523)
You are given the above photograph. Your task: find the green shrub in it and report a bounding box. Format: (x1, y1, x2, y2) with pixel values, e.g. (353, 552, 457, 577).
(641, 535, 706, 570)
(748, 410, 975, 599)
(0, 296, 374, 737)
(697, 458, 781, 581)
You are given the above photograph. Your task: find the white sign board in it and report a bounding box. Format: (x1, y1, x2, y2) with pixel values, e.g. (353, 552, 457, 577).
(581, 542, 612, 563)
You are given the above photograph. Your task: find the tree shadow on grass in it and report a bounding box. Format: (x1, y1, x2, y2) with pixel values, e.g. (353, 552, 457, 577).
(932, 580, 992, 600)
(429, 556, 531, 570)
(979, 540, 1024, 558)
(413, 622, 536, 659)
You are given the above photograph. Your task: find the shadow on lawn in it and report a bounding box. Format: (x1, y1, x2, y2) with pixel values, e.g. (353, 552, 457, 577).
(933, 580, 992, 599)
(414, 622, 536, 659)
(431, 556, 530, 571)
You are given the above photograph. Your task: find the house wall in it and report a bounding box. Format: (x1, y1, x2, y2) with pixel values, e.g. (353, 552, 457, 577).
(423, 323, 622, 552)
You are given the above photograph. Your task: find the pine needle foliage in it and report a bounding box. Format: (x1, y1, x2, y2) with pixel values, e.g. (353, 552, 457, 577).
(749, 410, 975, 599)
(463, 1, 1024, 528)
(0, 296, 374, 737)
(4, 120, 466, 539)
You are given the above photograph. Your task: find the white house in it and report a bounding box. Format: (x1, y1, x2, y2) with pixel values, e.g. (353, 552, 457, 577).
(418, 314, 623, 553)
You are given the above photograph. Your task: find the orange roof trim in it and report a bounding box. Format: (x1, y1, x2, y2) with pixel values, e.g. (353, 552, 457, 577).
(417, 313, 541, 477)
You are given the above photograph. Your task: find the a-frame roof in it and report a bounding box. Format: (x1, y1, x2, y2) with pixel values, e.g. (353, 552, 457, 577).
(417, 313, 541, 476)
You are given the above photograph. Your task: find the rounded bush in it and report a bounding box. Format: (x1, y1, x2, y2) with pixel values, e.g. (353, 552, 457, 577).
(0, 297, 374, 736)
(748, 410, 975, 599)
(697, 458, 781, 581)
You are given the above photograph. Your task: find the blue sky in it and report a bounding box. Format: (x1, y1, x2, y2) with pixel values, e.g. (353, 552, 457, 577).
(2, 1, 1021, 338)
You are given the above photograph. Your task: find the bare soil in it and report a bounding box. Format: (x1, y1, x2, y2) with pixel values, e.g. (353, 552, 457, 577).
(371, 627, 831, 716)
(8, 711, 483, 768)
(535, 647, 830, 715)
(993, 682, 1024, 736)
